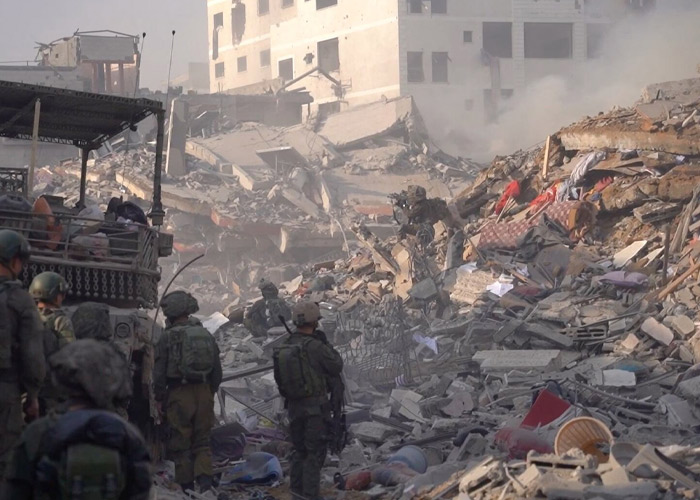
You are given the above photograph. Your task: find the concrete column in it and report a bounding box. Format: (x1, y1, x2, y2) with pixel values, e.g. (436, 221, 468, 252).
(118, 63, 126, 95)
(511, 22, 526, 89)
(165, 97, 189, 178)
(105, 63, 113, 93)
(573, 23, 587, 61)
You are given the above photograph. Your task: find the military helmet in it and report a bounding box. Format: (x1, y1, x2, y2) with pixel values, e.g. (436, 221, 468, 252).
(259, 278, 279, 298)
(160, 290, 199, 319)
(292, 301, 321, 326)
(0, 229, 30, 267)
(407, 185, 427, 202)
(50, 339, 132, 410)
(29, 271, 68, 302)
(72, 302, 113, 341)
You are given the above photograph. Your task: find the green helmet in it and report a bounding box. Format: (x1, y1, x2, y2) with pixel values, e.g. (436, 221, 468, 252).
(292, 301, 321, 326)
(29, 271, 68, 302)
(72, 302, 113, 341)
(0, 229, 30, 267)
(259, 279, 279, 299)
(160, 290, 199, 319)
(407, 185, 427, 203)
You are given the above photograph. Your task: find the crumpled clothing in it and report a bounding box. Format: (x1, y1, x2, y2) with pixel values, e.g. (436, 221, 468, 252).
(598, 271, 649, 288)
(570, 151, 607, 186)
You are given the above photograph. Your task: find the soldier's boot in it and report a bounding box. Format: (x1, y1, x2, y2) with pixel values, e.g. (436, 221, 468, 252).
(197, 474, 213, 492)
(180, 482, 195, 493)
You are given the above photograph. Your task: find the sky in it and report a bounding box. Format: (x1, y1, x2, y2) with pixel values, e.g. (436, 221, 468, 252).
(0, 0, 208, 90)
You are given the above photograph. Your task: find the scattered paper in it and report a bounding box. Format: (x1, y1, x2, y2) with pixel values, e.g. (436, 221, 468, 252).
(413, 334, 439, 354)
(486, 281, 514, 297)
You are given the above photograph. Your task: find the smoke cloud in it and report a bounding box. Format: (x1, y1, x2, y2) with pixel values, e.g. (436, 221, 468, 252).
(448, 0, 700, 161)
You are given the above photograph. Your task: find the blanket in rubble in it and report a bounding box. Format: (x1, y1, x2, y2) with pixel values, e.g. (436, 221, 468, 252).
(477, 200, 597, 251)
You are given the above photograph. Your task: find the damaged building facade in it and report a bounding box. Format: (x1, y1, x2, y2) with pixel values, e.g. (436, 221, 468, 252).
(207, 0, 650, 145)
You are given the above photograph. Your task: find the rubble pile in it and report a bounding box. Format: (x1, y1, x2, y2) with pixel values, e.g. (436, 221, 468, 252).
(193, 78, 700, 500)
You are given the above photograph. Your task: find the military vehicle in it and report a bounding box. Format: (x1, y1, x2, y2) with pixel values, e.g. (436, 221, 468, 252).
(0, 80, 173, 430)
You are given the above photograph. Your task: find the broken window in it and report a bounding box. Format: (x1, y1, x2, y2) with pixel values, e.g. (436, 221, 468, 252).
(524, 23, 573, 59)
(319, 101, 340, 117)
(463, 30, 472, 43)
(232, 3, 246, 44)
(432, 52, 448, 83)
(258, 0, 269, 15)
(316, 0, 337, 9)
(260, 49, 271, 67)
(587, 23, 608, 58)
(237, 56, 247, 72)
(318, 38, 339, 72)
(407, 52, 424, 83)
(214, 12, 224, 28)
(278, 58, 294, 81)
(215, 62, 225, 79)
(282, 0, 294, 6)
(482, 22, 512, 58)
(408, 0, 423, 14)
(431, 0, 447, 14)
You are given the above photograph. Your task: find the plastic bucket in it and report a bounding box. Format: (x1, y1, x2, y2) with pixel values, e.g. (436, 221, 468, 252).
(554, 417, 614, 464)
(387, 445, 428, 474)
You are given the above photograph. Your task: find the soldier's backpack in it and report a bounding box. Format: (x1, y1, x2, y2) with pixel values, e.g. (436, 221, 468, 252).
(167, 324, 217, 383)
(0, 282, 13, 370)
(36, 411, 130, 500)
(273, 336, 326, 401)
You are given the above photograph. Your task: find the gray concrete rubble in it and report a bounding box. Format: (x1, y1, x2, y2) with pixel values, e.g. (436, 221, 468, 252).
(29, 78, 700, 499)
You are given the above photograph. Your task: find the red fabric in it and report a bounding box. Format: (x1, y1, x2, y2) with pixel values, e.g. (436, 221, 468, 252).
(529, 184, 558, 209)
(520, 389, 571, 429)
(494, 180, 521, 214)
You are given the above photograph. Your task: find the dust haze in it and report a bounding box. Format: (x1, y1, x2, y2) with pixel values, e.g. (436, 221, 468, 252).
(445, 0, 700, 161)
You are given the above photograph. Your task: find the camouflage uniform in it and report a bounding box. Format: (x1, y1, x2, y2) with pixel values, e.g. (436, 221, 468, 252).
(37, 306, 75, 413)
(154, 294, 223, 492)
(281, 331, 343, 500)
(1, 340, 150, 500)
(0, 277, 45, 480)
(244, 280, 292, 337)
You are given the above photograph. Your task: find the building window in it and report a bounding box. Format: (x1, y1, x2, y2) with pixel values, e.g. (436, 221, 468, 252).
(316, 0, 337, 9)
(215, 62, 225, 79)
(318, 38, 339, 72)
(431, 0, 447, 14)
(432, 52, 448, 83)
(587, 23, 608, 59)
(237, 56, 247, 72)
(213, 12, 224, 28)
(278, 58, 294, 80)
(232, 3, 246, 44)
(282, 0, 294, 6)
(524, 23, 573, 59)
(463, 31, 473, 43)
(319, 101, 341, 116)
(258, 0, 269, 15)
(408, 0, 423, 14)
(407, 52, 424, 83)
(483, 22, 512, 58)
(260, 49, 271, 67)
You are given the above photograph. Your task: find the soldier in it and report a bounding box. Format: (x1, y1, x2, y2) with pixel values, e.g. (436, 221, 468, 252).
(29, 272, 75, 414)
(154, 291, 222, 493)
(398, 185, 452, 239)
(244, 279, 292, 337)
(0, 230, 45, 481)
(1, 339, 151, 500)
(273, 301, 344, 500)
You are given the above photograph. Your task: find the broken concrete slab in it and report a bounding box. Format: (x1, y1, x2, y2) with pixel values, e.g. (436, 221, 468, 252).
(349, 421, 398, 444)
(663, 315, 696, 338)
(641, 317, 675, 346)
(473, 349, 562, 373)
(613, 240, 648, 268)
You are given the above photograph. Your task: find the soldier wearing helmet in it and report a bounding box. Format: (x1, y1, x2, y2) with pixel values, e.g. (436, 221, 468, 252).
(272, 301, 343, 500)
(154, 290, 222, 494)
(29, 272, 75, 415)
(2, 339, 151, 500)
(243, 278, 292, 337)
(0, 230, 45, 479)
(397, 185, 451, 240)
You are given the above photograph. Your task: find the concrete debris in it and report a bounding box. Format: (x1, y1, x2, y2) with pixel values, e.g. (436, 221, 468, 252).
(26, 76, 700, 500)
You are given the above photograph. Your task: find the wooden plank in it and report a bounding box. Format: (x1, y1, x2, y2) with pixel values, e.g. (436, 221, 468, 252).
(542, 135, 551, 180)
